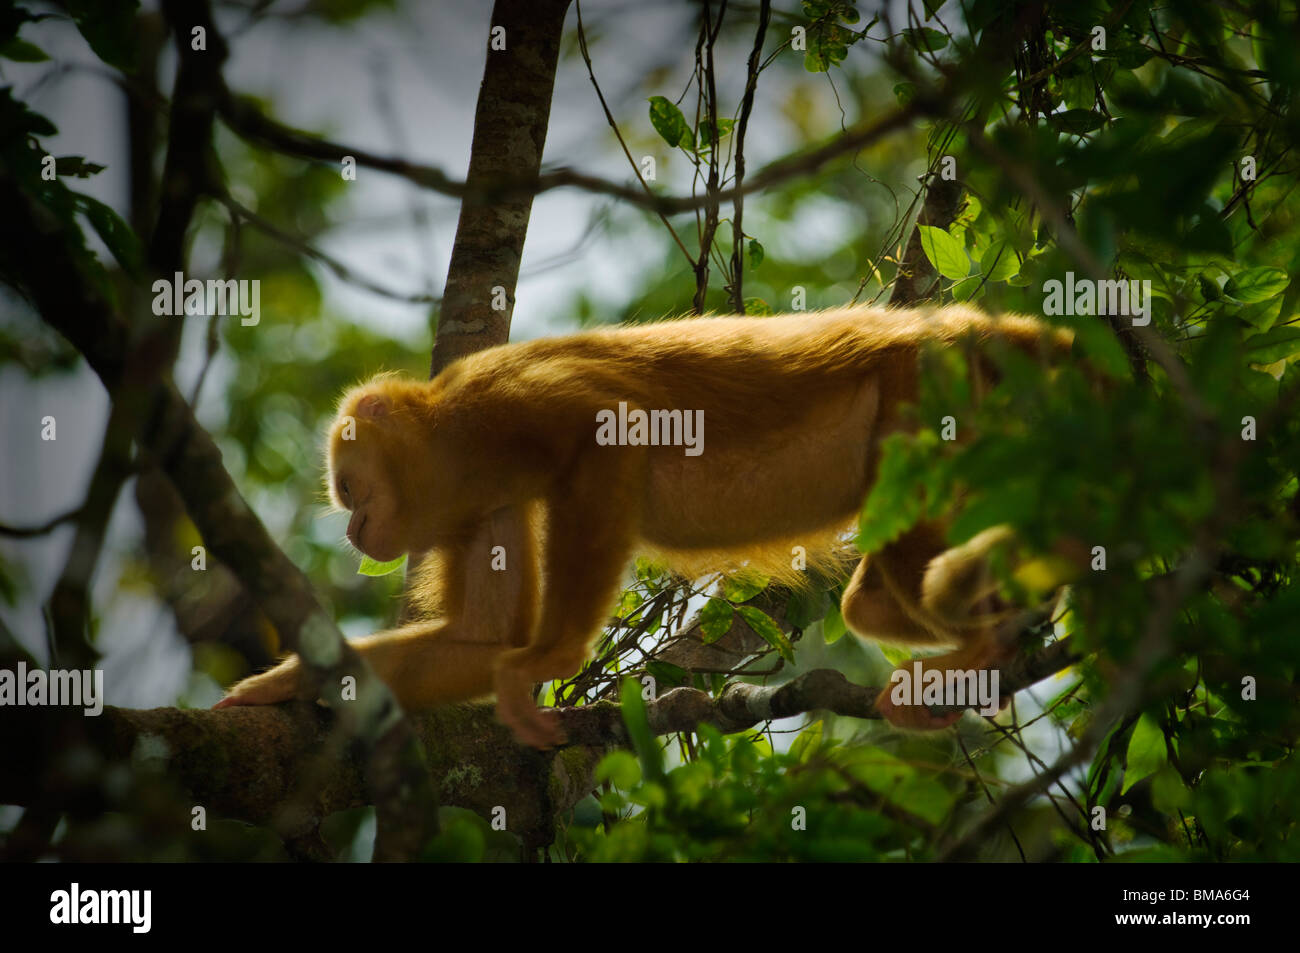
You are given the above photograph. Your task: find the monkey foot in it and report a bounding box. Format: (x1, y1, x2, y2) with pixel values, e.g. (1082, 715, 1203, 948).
(213, 663, 298, 709)
(873, 687, 966, 730)
(496, 694, 566, 749)
(874, 640, 1017, 729)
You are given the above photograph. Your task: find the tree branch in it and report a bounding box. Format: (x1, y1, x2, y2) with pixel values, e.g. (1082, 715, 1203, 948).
(728, 0, 771, 313)
(218, 80, 925, 219)
(0, 701, 602, 853)
(0, 634, 1079, 851)
(562, 634, 1080, 746)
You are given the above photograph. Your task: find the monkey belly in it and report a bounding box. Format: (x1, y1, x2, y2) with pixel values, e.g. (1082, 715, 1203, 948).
(639, 377, 879, 550)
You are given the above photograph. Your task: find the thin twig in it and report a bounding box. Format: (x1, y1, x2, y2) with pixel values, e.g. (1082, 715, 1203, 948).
(217, 194, 439, 304)
(728, 0, 770, 313)
(572, 0, 693, 265)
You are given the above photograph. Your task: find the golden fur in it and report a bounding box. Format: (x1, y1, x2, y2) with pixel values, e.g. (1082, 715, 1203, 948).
(219, 305, 1073, 742)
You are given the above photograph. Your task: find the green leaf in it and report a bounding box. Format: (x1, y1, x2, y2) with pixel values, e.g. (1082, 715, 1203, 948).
(1150, 765, 1190, 814)
(594, 750, 641, 790)
(858, 431, 941, 551)
(699, 598, 734, 643)
(893, 774, 958, 825)
(785, 587, 829, 628)
(74, 194, 143, 274)
(903, 27, 948, 52)
(0, 87, 56, 137)
(420, 813, 486, 863)
(893, 82, 916, 105)
(1051, 109, 1105, 134)
(620, 677, 663, 780)
(616, 587, 643, 618)
(722, 572, 768, 603)
(1197, 273, 1222, 301)
(747, 238, 764, 268)
(648, 96, 691, 149)
(789, 719, 823, 763)
(1224, 267, 1289, 303)
(1105, 43, 1154, 69)
(803, 6, 861, 72)
(358, 554, 407, 577)
(979, 240, 1018, 281)
(1068, 314, 1133, 379)
(644, 659, 687, 689)
(55, 156, 106, 178)
(1236, 297, 1282, 331)
(736, 605, 795, 662)
(1245, 326, 1300, 364)
(1122, 713, 1168, 794)
(65, 0, 139, 73)
(744, 296, 773, 315)
(917, 225, 970, 280)
(0, 38, 48, 62)
(836, 746, 956, 824)
(699, 117, 735, 147)
(950, 274, 982, 302)
(821, 603, 847, 644)
(1061, 74, 1095, 111)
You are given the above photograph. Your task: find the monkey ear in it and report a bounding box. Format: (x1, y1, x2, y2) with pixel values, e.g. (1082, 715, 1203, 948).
(355, 393, 389, 418)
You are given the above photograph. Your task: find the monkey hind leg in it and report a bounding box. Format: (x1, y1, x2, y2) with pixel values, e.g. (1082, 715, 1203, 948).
(872, 629, 1015, 730)
(841, 557, 953, 648)
(920, 524, 1017, 627)
(843, 522, 1020, 730)
(841, 521, 956, 648)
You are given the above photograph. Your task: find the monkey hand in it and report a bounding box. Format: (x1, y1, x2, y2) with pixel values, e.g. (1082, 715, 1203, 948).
(493, 666, 566, 749)
(213, 657, 301, 709)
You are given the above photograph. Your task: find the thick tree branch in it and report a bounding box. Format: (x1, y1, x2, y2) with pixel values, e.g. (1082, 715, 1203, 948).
(0, 635, 1079, 850)
(0, 702, 602, 853)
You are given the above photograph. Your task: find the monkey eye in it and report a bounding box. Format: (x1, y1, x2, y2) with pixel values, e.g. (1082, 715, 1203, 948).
(340, 479, 351, 504)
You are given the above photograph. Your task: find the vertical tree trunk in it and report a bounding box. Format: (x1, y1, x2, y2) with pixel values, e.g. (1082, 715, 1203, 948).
(889, 176, 963, 306)
(431, 0, 573, 375)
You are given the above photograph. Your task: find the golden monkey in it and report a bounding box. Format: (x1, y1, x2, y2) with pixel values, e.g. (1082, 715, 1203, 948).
(216, 305, 1074, 746)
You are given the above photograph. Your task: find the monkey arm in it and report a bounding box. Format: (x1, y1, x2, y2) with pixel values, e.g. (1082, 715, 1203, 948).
(212, 622, 509, 709)
(217, 504, 539, 717)
(490, 446, 646, 747)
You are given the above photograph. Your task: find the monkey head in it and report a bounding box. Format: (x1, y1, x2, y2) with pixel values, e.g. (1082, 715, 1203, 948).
(326, 377, 428, 562)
